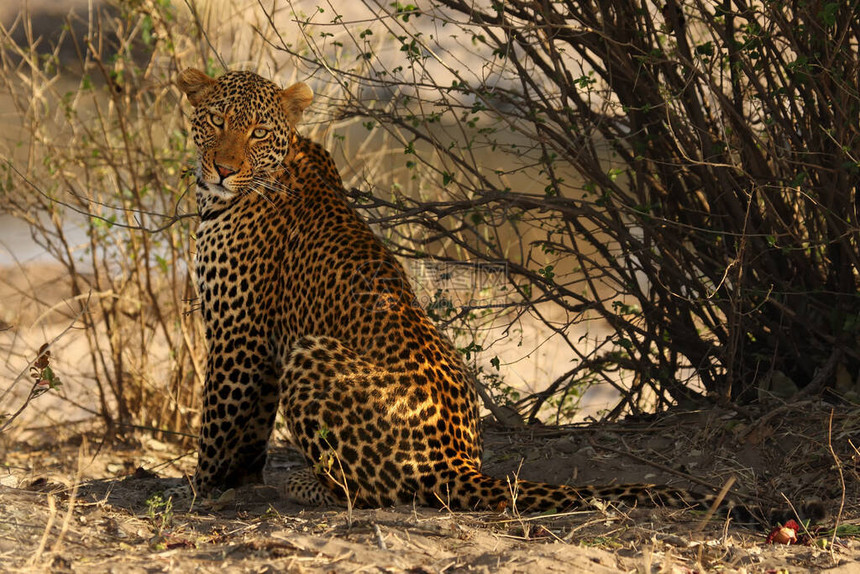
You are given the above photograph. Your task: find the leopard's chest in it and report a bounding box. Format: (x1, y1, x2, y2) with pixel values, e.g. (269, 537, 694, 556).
(193, 216, 283, 322)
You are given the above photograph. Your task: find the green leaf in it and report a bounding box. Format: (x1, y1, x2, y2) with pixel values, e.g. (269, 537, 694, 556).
(695, 41, 714, 56)
(819, 2, 839, 26)
(155, 254, 169, 274)
(538, 265, 555, 280)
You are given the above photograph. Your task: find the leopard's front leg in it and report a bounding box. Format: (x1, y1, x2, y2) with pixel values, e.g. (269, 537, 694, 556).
(193, 320, 280, 495)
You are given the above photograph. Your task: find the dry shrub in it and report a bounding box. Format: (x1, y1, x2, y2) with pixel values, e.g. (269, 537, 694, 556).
(271, 0, 860, 418)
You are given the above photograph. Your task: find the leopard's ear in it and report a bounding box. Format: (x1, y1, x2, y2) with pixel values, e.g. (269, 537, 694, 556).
(280, 82, 314, 125)
(177, 68, 216, 107)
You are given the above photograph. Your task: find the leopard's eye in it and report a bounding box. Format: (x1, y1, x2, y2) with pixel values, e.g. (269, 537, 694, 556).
(252, 127, 269, 139)
(209, 113, 224, 127)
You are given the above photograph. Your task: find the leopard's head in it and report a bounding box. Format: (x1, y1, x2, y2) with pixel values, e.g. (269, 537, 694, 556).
(177, 68, 313, 197)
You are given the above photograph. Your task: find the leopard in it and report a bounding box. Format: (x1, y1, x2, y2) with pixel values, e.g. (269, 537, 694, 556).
(175, 67, 735, 516)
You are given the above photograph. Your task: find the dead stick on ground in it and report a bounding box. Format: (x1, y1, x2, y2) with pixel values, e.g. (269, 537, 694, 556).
(51, 437, 86, 554)
(827, 409, 846, 563)
(372, 523, 387, 550)
(694, 476, 735, 535)
(29, 493, 57, 565)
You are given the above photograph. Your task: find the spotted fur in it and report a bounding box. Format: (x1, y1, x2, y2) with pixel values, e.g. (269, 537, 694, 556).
(177, 68, 727, 514)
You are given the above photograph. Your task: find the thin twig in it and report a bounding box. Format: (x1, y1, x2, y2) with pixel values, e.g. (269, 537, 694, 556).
(826, 409, 846, 563)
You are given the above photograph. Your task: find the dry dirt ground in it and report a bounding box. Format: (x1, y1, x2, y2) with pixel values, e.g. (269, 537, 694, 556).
(1, 402, 859, 573)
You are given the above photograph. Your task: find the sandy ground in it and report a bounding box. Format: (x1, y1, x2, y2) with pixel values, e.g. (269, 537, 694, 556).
(1, 402, 858, 573)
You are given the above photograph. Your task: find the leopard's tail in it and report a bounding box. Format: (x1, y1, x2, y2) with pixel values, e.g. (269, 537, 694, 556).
(446, 466, 743, 518)
(445, 467, 829, 528)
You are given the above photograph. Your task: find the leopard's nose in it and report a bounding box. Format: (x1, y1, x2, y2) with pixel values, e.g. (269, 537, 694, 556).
(215, 163, 237, 179)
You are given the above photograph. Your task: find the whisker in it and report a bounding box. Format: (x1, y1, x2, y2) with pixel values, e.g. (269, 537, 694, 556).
(247, 182, 277, 207)
(252, 177, 300, 199)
